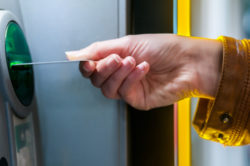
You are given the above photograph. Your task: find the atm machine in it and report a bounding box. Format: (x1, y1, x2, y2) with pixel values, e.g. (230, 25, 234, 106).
(0, 1, 41, 166)
(0, 0, 175, 165)
(1, 0, 180, 166)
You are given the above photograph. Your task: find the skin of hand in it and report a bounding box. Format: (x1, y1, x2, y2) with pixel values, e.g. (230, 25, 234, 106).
(66, 34, 222, 110)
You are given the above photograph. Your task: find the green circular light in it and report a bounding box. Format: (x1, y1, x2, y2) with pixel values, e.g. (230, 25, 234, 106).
(5, 22, 34, 106)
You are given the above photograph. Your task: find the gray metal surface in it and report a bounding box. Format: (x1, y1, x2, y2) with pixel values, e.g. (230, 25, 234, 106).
(0, 0, 23, 27)
(0, 95, 11, 166)
(19, 0, 127, 166)
(5, 103, 40, 166)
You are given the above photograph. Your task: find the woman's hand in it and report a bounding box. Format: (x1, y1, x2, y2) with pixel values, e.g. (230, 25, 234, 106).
(66, 34, 222, 110)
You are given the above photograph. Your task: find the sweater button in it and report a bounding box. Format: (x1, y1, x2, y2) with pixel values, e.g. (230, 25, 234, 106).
(220, 113, 232, 124)
(218, 133, 224, 139)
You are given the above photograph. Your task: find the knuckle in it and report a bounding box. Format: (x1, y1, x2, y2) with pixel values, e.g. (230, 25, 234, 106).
(95, 65, 108, 78)
(109, 74, 120, 83)
(89, 41, 103, 58)
(109, 54, 122, 64)
(111, 53, 120, 60)
(101, 81, 118, 99)
(96, 71, 108, 82)
(122, 35, 133, 45)
(101, 87, 113, 99)
(90, 41, 101, 49)
(118, 87, 125, 99)
(90, 77, 101, 88)
(139, 106, 151, 111)
(95, 70, 104, 79)
(143, 105, 151, 111)
(81, 69, 91, 78)
(81, 72, 89, 78)
(84, 72, 92, 78)
(79, 68, 89, 78)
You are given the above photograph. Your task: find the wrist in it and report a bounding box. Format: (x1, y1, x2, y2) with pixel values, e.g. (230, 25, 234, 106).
(189, 37, 223, 98)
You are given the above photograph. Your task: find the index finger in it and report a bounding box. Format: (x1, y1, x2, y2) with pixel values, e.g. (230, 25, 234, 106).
(65, 37, 129, 61)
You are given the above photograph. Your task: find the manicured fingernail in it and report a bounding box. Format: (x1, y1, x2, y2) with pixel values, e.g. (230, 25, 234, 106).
(113, 55, 120, 64)
(106, 55, 120, 66)
(106, 57, 113, 65)
(65, 51, 72, 55)
(66, 50, 91, 61)
(137, 61, 147, 70)
(126, 56, 135, 66)
(65, 50, 78, 60)
(65, 51, 77, 56)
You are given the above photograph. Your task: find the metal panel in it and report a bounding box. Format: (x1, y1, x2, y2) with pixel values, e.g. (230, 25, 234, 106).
(19, 0, 126, 165)
(0, 0, 23, 27)
(0, 95, 11, 166)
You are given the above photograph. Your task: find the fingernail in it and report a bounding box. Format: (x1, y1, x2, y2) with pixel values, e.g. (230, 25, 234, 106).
(65, 51, 73, 55)
(106, 55, 120, 66)
(137, 61, 149, 72)
(106, 57, 114, 65)
(65, 50, 78, 60)
(137, 61, 148, 71)
(113, 55, 120, 64)
(126, 57, 135, 65)
(66, 50, 90, 61)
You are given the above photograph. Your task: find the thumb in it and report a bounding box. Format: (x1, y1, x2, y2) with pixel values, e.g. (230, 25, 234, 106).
(65, 37, 128, 61)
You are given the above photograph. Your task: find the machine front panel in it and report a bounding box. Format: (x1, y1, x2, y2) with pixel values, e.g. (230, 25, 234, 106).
(13, 113, 36, 166)
(0, 9, 40, 166)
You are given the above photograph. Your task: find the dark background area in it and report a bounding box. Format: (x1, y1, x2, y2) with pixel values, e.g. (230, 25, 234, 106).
(127, 0, 174, 166)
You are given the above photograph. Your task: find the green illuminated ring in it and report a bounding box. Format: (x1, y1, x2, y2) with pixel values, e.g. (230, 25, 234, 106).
(0, 10, 34, 118)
